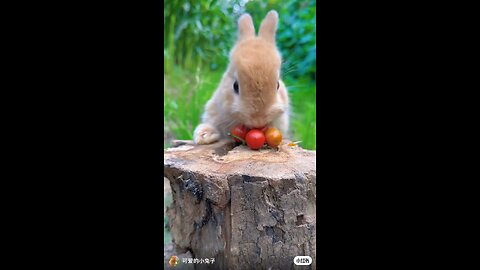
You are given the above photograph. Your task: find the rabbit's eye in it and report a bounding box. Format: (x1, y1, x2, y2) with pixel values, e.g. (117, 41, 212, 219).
(233, 81, 239, 94)
(277, 81, 279, 90)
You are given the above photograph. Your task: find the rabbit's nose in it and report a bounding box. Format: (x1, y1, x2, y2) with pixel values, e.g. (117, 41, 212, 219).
(250, 121, 267, 129)
(252, 124, 265, 129)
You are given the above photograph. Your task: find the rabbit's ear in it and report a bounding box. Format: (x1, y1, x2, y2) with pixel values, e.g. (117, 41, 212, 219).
(258, 10, 278, 43)
(238, 14, 255, 41)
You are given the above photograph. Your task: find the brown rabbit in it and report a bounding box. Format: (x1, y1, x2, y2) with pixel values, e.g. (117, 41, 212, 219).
(194, 10, 289, 145)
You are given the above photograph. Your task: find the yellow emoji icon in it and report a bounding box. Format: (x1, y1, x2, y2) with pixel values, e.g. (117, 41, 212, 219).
(169, 255, 179, 267)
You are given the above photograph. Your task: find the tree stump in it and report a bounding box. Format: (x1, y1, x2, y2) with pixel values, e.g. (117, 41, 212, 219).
(164, 139, 316, 270)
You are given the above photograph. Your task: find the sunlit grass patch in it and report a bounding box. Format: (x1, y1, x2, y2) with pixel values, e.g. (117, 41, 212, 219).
(164, 66, 223, 144)
(284, 76, 316, 150)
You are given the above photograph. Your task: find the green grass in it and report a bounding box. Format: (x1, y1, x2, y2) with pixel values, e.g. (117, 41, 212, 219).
(284, 76, 316, 150)
(164, 65, 224, 148)
(164, 65, 316, 150)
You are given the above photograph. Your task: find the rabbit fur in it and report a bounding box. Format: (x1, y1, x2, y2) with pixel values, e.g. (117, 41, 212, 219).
(194, 10, 289, 145)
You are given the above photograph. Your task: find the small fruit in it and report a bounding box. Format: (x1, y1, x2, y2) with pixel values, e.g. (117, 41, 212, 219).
(230, 124, 249, 142)
(245, 129, 266, 150)
(265, 127, 282, 147)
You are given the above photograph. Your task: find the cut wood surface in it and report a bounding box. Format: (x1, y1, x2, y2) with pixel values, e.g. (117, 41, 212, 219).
(164, 139, 316, 270)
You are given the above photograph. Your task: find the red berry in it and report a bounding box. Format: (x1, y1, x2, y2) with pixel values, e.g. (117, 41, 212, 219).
(245, 129, 266, 150)
(265, 127, 282, 147)
(230, 124, 249, 142)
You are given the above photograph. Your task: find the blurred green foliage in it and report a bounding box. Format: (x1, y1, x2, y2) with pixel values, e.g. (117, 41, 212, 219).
(164, 65, 224, 146)
(164, 0, 238, 72)
(164, 0, 316, 79)
(244, 0, 316, 80)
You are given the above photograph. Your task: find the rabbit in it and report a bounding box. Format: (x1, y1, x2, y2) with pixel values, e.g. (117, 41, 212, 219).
(193, 10, 290, 145)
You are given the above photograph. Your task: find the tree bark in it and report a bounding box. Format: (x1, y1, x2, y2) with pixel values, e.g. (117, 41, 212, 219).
(164, 139, 316, 270)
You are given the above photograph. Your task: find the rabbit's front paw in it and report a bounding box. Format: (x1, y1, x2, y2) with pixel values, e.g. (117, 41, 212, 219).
(193, 123, 221, 145)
